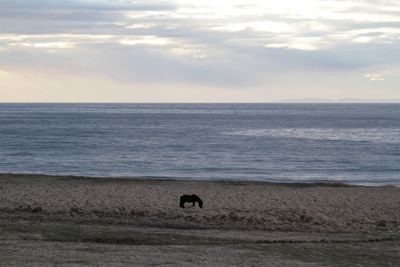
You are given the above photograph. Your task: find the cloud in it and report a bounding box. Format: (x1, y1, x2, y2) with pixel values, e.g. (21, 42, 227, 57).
(0, 0, 175, 11)
(364, 67, 394, 81)
(0, 0, 399, 101)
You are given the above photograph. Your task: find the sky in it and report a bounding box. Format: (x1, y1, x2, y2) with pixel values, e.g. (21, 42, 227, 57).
(0, 0, 399, 102)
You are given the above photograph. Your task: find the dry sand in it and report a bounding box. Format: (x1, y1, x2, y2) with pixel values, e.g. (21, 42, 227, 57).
(1, 173, 400, 266)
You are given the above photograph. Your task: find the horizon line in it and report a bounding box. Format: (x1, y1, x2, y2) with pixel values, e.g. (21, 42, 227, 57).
(1, 101, 400, 104)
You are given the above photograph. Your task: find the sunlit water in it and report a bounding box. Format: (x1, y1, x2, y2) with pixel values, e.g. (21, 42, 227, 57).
(1, 103, 400, 186)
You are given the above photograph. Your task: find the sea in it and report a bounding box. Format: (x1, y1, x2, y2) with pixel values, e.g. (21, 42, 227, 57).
(1, 103, 400, 186)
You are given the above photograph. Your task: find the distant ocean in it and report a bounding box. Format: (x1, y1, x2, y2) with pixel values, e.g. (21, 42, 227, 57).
(1, 103, 400, 186)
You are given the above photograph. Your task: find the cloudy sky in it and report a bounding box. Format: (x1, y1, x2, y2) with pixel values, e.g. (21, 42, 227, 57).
(0, 0, 399, 102)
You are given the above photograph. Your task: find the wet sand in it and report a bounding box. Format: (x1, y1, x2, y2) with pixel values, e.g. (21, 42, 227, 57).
(1, 173, 400, 266)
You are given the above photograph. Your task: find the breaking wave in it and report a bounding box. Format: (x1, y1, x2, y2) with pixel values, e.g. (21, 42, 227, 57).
(225, 128, 400, 144)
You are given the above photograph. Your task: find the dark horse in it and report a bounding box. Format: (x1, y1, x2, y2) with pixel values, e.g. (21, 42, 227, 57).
(180, 194, 203, 208)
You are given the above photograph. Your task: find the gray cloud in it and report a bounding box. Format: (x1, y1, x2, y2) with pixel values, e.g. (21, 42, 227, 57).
(0, 0, 175, 11)
(0, 0, 399, 90)
(1, 36, 398, 89)
(0, 0, 176, 34)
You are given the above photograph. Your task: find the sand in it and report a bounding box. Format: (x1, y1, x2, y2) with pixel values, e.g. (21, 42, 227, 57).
(1, 173, 400, 266)
(1, 173, 399, 233)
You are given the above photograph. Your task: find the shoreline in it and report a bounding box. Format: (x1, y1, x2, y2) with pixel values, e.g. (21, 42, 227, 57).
(0, 172, 365, 187)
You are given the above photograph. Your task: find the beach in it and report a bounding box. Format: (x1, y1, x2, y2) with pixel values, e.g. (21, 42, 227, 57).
(1, 173, 400, 266)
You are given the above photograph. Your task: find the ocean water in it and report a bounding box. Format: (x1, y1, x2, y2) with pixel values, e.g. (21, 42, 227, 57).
(1, 103, 400, 186)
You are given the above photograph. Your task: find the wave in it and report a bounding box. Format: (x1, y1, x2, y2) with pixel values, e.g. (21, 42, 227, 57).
(224, 128, 400, 144)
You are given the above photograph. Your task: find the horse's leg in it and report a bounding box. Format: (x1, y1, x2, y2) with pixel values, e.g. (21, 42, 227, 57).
(192, 201, 195, 207)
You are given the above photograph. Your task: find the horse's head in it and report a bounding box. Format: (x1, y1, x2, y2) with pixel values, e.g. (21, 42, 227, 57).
(198, 198, 203, 208)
